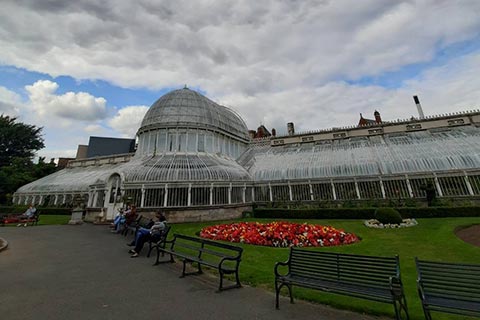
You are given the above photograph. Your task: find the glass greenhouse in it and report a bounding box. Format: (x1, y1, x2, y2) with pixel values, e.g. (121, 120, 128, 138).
(13, 87, 480, 220)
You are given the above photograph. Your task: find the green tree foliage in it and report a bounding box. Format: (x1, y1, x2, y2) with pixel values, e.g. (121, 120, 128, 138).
(0, 115, 45, 167)
(0, 115, 56, 204)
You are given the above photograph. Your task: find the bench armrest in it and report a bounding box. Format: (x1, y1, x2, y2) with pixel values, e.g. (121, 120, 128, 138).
(274, 261, 290, 277)
(219, 256, 241, 269)
(416, 279, 426, 301)
(389, 276, 404, 298)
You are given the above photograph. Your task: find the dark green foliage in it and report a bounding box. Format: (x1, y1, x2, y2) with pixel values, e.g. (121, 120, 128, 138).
(398, 206, 480, 218)
(374, 207, 403, 224)
(253, 207, 480, 219)
(253, 208, 377, 219)
(0, 115, 44, 167)
(0, 116, 55, 204)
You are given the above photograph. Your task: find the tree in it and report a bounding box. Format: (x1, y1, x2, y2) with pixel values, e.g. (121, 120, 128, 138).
(0, 115, 53, 204)
(0, 115, 44, 168)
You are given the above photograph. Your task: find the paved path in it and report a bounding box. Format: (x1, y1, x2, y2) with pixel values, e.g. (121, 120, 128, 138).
(0, 224, 388, 320)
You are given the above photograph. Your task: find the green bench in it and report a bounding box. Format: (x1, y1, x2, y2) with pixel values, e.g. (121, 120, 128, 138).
(275, 248, 409, 320)
(415, 258, 480, 319)
(157, 233, 243, 291)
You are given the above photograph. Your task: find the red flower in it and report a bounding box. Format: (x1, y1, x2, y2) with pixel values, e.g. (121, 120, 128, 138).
(200, 222, 359, 247)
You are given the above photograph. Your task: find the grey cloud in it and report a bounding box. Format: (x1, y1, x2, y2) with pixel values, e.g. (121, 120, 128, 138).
(1, 0, 480, 98)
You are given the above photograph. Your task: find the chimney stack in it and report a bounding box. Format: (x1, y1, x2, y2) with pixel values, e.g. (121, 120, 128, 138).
(413, 95, 425, 119)
(271, 128, 276, 137)
(287, 122, 295, 135)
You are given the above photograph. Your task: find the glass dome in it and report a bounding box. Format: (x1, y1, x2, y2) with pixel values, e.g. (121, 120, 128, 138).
(139, 88, 248, 140)
(136, 88, 249, 158)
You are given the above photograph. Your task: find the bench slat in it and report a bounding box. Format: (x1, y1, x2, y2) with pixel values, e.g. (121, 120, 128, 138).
(416, 258, 480, 318)
(275, 248, 407, 319)
(157, 233, 242, 291)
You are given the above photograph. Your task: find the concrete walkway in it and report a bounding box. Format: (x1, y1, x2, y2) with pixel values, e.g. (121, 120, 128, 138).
(0, 224, 388, 320)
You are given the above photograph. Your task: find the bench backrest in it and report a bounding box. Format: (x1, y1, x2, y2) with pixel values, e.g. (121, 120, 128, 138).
(416, 258, 480, 303)
(171, 233, 243, 265)
(289, 248, 399, 289)
(154, 225, 171, 242)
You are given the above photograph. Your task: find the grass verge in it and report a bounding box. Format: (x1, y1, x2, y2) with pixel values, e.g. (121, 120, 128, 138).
(169, 217, 480, 320)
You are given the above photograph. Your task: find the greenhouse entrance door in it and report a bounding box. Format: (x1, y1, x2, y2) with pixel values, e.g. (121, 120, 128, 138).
(105, 174, 123, 220)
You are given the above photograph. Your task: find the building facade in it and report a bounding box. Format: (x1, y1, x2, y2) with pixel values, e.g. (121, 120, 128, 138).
(13, 88, 480, 222)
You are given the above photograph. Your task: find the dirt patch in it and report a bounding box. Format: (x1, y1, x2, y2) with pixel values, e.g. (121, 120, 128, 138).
(455, 224, 480, 247)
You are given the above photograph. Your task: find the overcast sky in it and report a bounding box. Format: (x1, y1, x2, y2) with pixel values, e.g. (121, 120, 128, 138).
(1, 0, 480, 160)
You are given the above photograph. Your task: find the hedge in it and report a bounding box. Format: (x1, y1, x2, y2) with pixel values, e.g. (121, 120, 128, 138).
(0, 206, 72, 215)
(397, 207, 480, 218)
(253, 208, 377, 219)
(253, 207, 480, 219)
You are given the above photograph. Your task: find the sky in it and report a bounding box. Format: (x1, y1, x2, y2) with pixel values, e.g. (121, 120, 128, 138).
(1, 0, 480, 160)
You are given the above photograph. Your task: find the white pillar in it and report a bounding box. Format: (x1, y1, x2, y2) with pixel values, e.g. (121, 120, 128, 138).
(141, 185, 146, 208)
(331, 180, 337, 201)
(433, 174, 443, 197)
(379, 178, 386, 199)
(242, 183, 246, 203)
(228, 183, 232, 205)
(464, 173, 474, 196)
(268, 183, 273, 202)
(405, 175, 414, 198)
(288, 182, 293, 201)
(188, 183, 192, 206)
(354, 179, 361, 200)
(163, 184, 168, 207)
(209, 183, 214, 205)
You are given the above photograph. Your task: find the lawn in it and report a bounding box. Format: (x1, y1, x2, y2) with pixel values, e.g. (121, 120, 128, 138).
(1, 214, 70, 226)
(169, 217, 480, 320)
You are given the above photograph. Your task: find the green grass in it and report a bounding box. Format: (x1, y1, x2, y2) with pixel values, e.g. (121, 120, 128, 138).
(2, 214, 70, 226)
(38, 215, 70, 225)
(169, 217, 480, 320)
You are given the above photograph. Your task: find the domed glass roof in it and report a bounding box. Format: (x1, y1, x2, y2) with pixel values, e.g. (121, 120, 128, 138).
(139, 88, 249, 141)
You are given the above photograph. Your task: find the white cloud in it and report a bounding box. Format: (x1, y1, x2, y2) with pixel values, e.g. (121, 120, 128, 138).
(25, 80, 107, 121)
(0, 86, 23, 116)
(0, 0, 479, 96)
(220, 52, 480, 134)
(109, 105, 149, 137)
(1, 0, 480, 157)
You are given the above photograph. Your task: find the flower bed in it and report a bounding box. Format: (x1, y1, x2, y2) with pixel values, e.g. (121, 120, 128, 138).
(364, 218, 418, 229)
(200, 221, 359, 247)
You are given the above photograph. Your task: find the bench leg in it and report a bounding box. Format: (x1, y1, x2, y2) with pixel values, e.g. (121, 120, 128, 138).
(216, 270, 242, 292)
(421, 304, 432, 320)
(180, 260, 187, 278)
(275, 281, 293, 309)
(154, 250, 174, 266)
(393, 294, 409, 320)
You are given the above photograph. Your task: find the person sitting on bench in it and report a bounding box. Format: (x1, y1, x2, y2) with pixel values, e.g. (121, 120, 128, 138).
(129, 211, 166, 258)
(17, 204, 36, 227)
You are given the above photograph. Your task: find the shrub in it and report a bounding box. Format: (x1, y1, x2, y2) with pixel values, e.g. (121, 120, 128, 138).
(374, 208, 403, 225)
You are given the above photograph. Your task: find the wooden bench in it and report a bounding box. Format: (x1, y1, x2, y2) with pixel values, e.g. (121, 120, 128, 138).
(147, 225, 171, 259)
(157, 233, 243, 291)
(275, 248, 409, 320)
(415, 258, 480, 319)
